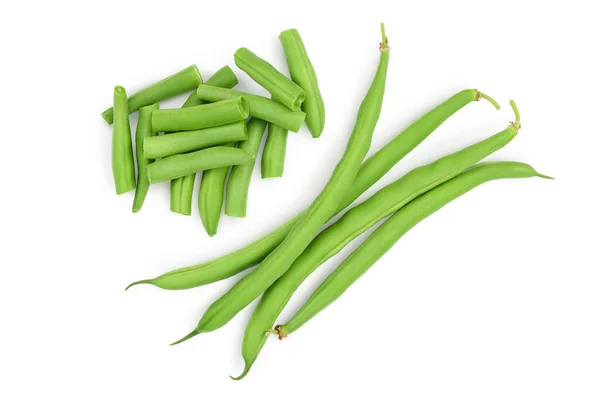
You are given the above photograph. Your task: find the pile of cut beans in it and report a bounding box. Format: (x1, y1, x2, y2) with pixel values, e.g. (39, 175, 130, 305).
(103, 24, 551, 379)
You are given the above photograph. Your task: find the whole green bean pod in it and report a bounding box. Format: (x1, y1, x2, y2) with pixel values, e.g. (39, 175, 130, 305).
(261, 122, 289, 178)
(172, 25, 391, 345)
(196, 85, 306, 132)
(234, 102, 521, 379)
(198, 143, 236, 236)
(132, 103, 159, 212)
(151, 97, 249, 133)
(144, 121, 248, 159)
(279, 29, 325, 137)
(112, 86, 136, 194)
(126, 88, 499, 289)
(102, 65, 202, 124)
(146, 146, 252, 184)
(234, 47, 305, 111)
(225, 119, 267, 217)
(277, 161, 553, 338)
(171, 66, 239, 216)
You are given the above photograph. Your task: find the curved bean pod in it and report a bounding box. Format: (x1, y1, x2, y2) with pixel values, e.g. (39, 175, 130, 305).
(126, 88, 499, 289)
(279, 29, 325, 137)
(277, 161, 553, 338)
(112, 86, 136, 194)
(144, 121, 248, 159)
(171, 66, 240, 216)
(234, 102, 522, 378)
(172, 25, 391, 344)
(261, 122, 289, 178)
(234, 47, 305, 111)
(196, 85, 306, 132)
(102, 65, 202, 124)
(132, 103, 159, 212)
(146, 146, 252, 184)
(198, 143, 236, 236)
(225, 119, 267, 217)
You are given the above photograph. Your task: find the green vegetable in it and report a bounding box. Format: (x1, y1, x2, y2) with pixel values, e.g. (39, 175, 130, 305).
(279, 29, 325, 137)
(151, 97, 249, 133)
(112, 86, 136, 194)
(101, 65, 202, 124)
(132, 103, 159, 212)
(235, 47, 305, 111)
(276, 161, 552, 338)
(225, 119, 267, 217)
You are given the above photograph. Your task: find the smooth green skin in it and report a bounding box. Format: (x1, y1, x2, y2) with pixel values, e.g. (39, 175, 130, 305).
(102, 65, 202, 124)
(171, 66, 239, 215)
(279, 29, 325, 138)
(196, 85, 306, 132)
(151, 97, 249, 133)
(236, 121, 520, 379)
(171, 40, 390, 345)
(146, 146, 252, 184)
(144, 121, 248, 159)
(126, 88, 495, 289)
(170, 174, 196, 216)
(280, 162, 553, 336)
(261, 122, 289, 178)
(112, 86, 136, 194)
(132, 104, 159, 212)
(234, 47, 305, 111)
(225, 119, 267, 217)
(198, 143, 236, 236)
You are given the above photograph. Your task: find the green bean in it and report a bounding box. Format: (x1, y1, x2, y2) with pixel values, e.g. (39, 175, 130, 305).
(146, 146, 252, 184)
(196, 85, 306, 132)
(225, 119, 267, 217)
(101, 65, 202, 124)
(132, 104, 159, 212)
(171, 66, 240, 216)
(261, 122, 289, 178)
(235, 47, 305, 111)
(170, 174, 196, 216)
(112, 86, 136, 194)
(276, 161, 552, 338)
(171, 25, 391, 345)
(279, 29, 325, 138)
(182, 66, 238, 108)
(144, 121, 248, 159)
(234, 102, 521, 379)
(126, 87, 499, 290)
(152, 97, 249, 133)
(197, 143, 235, 236)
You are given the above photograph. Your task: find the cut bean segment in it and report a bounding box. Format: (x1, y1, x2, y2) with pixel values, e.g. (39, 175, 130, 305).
(234, 47, 305, 111)
(152, 97, 249, 133)
(279, 29, 325, 137)
(146, 146, 252, 184)
(182, 66, 238, 108)
(225, 119, 267, 217)
(112, 86, 136, 194)
(102, 65, 202, 124)
(196, 85, 305, 132)
(144, 121, 248, 159)
(278, 161, 552, 338)
(261, 122, 289, 178)
(132, 103, 159, 212)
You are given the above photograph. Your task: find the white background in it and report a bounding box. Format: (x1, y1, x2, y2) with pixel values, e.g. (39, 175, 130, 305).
(1, 0, 599, 398)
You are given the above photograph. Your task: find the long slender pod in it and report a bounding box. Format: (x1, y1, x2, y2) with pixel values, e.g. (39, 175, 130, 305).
(279, 29, 325, 137)
(172, 25, 391, 344)
(225, 119, 267, 217)
(132, 103, 159, 212)
(171, 67, 239, 215)
(277, 161, 552, 338)
(112, 86, 136, 194)
(234, 102, 521, 379)
(102, 65, 202, 124)
(126, 88, 499, 289)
